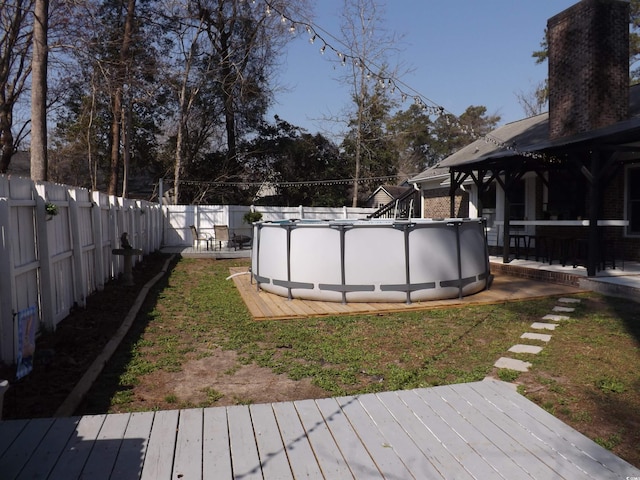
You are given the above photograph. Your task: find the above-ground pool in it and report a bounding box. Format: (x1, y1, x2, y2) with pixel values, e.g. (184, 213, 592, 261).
(251, 218, 490, 304)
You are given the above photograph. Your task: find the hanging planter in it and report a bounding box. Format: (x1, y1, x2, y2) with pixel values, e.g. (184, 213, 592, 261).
(45, 202, 58, 221)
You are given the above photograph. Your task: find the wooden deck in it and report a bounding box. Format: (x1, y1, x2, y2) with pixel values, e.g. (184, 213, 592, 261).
(1, 380, 638, 479)
(230, 268, 587, 320)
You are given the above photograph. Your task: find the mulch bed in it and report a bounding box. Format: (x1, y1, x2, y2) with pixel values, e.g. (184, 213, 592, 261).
(0, 252, 174, 420)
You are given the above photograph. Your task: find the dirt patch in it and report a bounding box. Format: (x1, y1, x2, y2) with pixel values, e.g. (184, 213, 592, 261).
(0, 253, 327, 419)
(135, 349, 327, 409)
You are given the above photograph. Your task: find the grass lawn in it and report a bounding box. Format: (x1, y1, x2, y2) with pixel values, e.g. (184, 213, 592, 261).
(83, 256, 640, 468)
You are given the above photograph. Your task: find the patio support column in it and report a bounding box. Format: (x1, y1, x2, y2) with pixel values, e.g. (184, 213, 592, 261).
(503, 192, 511, 263)
(449, 170, 456, 218)
(494, 173, 511, 263)
(586, 150, 602, 277)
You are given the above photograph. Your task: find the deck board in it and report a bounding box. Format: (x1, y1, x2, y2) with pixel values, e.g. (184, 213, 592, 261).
(353, 392, 451, 478)
(14, 417, 79, 480)
(293, 399, 353, 479)
(140, 409, 178, 480)
(335, 394, 416, 479)
(77, 413, 129, 480)
(272, 401, 324, 478)
(111, 411, 153, 480)
(438, 384, 559, 478)
(49, 414, 105, 479)
(230, 268, 588, 320)
(314, 397, 384, 478)
(173, 408, 203, 480)
(248, 404, 292, 479)
(2, 380, 639, 479)
(227, 405, 262, 480)
(374, 390, 474, 479)
(202, 407, 232, 478)
(0, 418, 56, 479)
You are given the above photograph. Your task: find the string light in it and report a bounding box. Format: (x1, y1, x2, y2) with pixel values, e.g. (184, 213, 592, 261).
(259, 0, 551, 162)
(163, 175, 411, 189)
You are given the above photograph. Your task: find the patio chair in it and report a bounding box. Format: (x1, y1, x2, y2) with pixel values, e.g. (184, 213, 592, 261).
(213, 225, 230, 250)
(190, 225, 212, 250)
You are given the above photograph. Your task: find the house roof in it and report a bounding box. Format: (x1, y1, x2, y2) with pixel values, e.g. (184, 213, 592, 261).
(408, 163, 450, 183)
(410, 84, 640, 179)
(366, 184, 412, 201)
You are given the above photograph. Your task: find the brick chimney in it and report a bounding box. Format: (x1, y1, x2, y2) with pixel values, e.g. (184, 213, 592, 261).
(548, 0, 629, 140)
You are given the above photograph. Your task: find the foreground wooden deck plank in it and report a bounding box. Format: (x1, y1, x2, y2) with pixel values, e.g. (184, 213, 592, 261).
(173, 409, 203, 480)
(140, 409, 179, 480)
(473, 380, 633, 479)
(248, 403, 292, 479)
(227, 405, 262, 480)
(202, 407, 231, 478)
(293, 399, 353, 479)
(14, 417, 79, 480)
(2, 381, 640, 479)
(373, 390, 474, 479)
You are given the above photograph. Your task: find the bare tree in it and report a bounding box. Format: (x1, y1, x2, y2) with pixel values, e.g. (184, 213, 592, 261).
(107, 0, 136, 195)
(337, 0, 402, 206)
(515, 80, 547, 118)
(0, 0, 34, 173)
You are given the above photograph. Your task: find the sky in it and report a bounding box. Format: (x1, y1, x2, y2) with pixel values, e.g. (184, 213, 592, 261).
(267, 1, 578, 140)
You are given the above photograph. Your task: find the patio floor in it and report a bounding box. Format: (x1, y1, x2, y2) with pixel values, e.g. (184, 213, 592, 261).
(2, 379, 639, 479)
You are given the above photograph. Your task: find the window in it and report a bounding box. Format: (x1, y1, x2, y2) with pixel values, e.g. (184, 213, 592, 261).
(509, 180, 525, 220)
(479, 183, 496, 210)
(547, 170, 586, 220)
(627, 166, 640, 235)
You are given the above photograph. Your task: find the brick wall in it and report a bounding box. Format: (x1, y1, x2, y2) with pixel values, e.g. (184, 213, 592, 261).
(548, 0, 629, 139)
(423, 187, 469, 218)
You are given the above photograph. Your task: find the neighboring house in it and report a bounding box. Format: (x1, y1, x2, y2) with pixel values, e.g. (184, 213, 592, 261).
(366, 183, 421, 219)
(410, 0, 640, 276)
(410, 163, 472, 219)
(5, 151, 30, 177)
(365, 185, 412, 209)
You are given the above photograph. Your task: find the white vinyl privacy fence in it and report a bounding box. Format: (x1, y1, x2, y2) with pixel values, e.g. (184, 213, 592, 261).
(0, 175, 375, 366)
(163, 204, 376, 246)
(0, 176, 162, 364)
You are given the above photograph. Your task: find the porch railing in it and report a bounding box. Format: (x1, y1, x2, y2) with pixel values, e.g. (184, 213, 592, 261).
(368, 188, 420, 219)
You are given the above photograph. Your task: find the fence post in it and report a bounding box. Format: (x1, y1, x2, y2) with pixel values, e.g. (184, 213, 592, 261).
(0, 179, 14, 363)
(109, 195, 121, 277)
(34, 182, 55, 331)
(68, 188, 87, 308)
(92, 191, 105, 291)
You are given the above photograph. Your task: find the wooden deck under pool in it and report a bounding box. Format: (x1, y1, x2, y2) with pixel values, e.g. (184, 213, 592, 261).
(1, 380, 639, 479)
(229, 267, 587, 320)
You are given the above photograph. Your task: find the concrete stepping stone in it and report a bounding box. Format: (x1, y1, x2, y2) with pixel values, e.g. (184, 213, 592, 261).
(508, 344, 543, 354)
(558, 298, 581, 303)
(552, 306, 575, 312)
(521, 332, 552, 342)
(543, 314, 570, 322)
(531, 322, 557, 330)
(494, 357, 532, 372)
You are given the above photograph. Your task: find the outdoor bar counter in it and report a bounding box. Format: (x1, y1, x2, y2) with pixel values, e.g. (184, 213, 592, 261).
(495, 220, 629, 268)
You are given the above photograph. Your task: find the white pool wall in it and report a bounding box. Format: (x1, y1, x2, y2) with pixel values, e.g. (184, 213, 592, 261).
(251, 218, 490, 303)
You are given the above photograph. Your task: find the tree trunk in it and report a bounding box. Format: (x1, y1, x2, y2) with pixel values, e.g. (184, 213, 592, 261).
(0, 106, 13, 173)
(108, 88, 122, 195)
(30, 0, 49, 181)
(107, 0, 136, 195)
